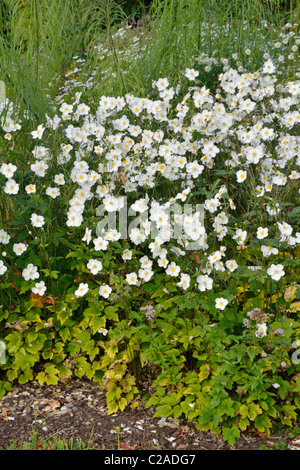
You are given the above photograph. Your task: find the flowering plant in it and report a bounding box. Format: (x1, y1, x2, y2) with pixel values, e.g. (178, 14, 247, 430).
(0, 16, 300, 445)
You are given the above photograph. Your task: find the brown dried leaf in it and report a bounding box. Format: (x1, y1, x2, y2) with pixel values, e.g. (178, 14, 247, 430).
(5, 321, 23, 331)
(120, 170, 126, 184)
(193, 252, 201, 264)
(120, 442, 134, 450)
(237, 243, 247, 251)
(1, 408, 10, 421)
(30, 292, 45, 308)
(46, 400, 61, 410)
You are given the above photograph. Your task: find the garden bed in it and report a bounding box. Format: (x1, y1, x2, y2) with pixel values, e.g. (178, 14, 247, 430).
(0, 378, 296, 450)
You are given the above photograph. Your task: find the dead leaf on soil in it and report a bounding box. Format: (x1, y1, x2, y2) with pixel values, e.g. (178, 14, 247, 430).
(120, 442, 134, 450)
(45, 400, 61, 410)
(1, 408, 10, 421)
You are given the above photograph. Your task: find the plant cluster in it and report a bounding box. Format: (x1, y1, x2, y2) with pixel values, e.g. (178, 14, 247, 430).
(0, 3, 300, 446)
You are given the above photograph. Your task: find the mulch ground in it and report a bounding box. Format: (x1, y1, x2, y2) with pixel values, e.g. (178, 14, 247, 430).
(0, 378, 298, 450)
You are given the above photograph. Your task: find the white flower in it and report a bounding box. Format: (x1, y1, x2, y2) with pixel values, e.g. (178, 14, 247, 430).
(158, 257, 169, 268)
(0, 163, 17, 178)
(122, 249, 132, 261)
(46, 187, 60, 199)
(138, 268, 154, 282)
(4, 178, 19, 195)
(130, 198, 148, 213)
(30, 161, 48, 177)
(30, 213, 45, 228)
(13, 243, 27, 256)
(177, 273, 190, 290)
(99, 285, 112, 299)
(126, 272, 139, 285)
(277, 221, 293, 237)
(87, 259, 102, 275)
(197, 274, 213, 291)
(98, 327, 108, 336)
(66, 212, 83, 227)
(185, 68, 199, 81)
(93, 237, 109, 251)
(261, 245, 278, 258)
(155, 78, 169, 91)
(225, 260, 238, 272)
(0, 229, 10, 244)
(257, 227, 268, 239)
(31, 281, 47, 296)
(215, 297, 228, 310)
(233, 228, 247, 245)
(236, 170, 247, 183)
(25, 184, 36, 194)
(129, 227, 146, 245)
(31, 124, 45, 139)
(267, 264, 285, 281)
(82, 228, 92, 245)
(74, 283, 89, 297)
(262, 59, 276, 74)
(139, 256, 153, 269)
(166, 262, 181, 277)
(54, 173, 65, 185)
(103, 195, 123, 212)
(22, 263, 39, 281)
(255, 322, 267, 337)
(0, 260, 7, 275)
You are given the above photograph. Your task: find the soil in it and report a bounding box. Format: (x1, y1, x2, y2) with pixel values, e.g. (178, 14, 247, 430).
(0, 378, 297, 451)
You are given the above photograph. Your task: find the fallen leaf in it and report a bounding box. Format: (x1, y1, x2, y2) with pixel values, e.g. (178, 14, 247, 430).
(1, 408, 10, 421)
(120, 442, 134, 450)
(46, 400, 61, 410)
(45, 444, 56, 450)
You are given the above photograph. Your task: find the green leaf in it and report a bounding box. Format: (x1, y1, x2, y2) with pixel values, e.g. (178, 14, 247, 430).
(107, 401, 119, 415)
(6, 331, 22, 354)
(153, 404, 173, 418)
(145, 395, 159, 408)
(18, 368, 33, 384)
(255, 415, 272, 435)
(90, 316, 106, 334)
(248, 403, 262, 420)
(222, 426, 240, 445)
(118, 397, 127, 412)
(57, 307, 72, 326)
(14, 348, 30, 370)
(59, 327, 72, 342)
(160, 392, 180, 407)
(198, 364, 211, 382)
(105, 306, 119, 322)
(247, 347, 257, 362)
(7, 369, 18, 382)
(238, 417, 250, 431)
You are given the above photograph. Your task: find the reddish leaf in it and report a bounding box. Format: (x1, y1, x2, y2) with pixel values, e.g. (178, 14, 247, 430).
(120, 442, 134, 450)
